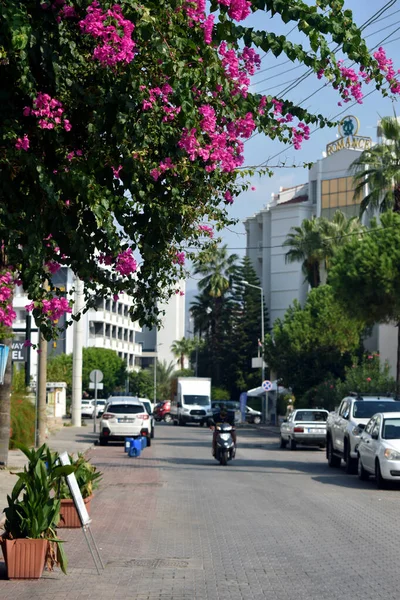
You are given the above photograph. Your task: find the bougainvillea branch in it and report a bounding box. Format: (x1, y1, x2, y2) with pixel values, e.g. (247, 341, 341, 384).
(0, 0, 399, 337)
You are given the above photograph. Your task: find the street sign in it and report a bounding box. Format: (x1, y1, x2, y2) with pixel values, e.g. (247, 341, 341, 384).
(262, 380, 273, 392)
(89, 382, 103, 390)
(89, 369, 103, 383)
(11, 341, 26, 362)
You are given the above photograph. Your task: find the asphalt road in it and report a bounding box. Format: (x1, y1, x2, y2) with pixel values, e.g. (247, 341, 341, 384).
(1, 423, 400, 599)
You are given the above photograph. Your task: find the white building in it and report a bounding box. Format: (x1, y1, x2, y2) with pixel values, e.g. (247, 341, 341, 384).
(244, 115, 398, 375)
(13, 267, 142, 384)
(137, 281, 186, 370)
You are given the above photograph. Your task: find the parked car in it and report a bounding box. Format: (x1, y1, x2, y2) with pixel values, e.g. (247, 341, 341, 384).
(139, 398, 155, 439)
(81, 399, 95, 419)
(154, 400, 172, 423)
(94, 399, 107, 417)
(280, 409, 329, 450)
(99, 397, 151, 446)
(326, 395, 400, 473)
(246, 406, 262, 425)
(357, 411, 400, 488)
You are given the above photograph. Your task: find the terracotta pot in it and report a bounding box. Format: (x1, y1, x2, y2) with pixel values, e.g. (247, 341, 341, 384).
(57, 495, 92, 528)
(0, 536, 47, 579)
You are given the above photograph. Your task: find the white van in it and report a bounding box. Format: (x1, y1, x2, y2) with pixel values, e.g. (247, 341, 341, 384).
(170, 377, 212, 426)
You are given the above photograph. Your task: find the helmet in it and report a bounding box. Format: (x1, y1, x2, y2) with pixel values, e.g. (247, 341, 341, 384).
(219, 404, 228, 417)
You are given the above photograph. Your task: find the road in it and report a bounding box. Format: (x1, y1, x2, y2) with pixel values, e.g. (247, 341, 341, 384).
(1, 424, 400, 599)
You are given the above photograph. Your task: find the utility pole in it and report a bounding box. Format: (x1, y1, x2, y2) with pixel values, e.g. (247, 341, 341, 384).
(37, 331, 48, 446)
(71, 277, 84, 427)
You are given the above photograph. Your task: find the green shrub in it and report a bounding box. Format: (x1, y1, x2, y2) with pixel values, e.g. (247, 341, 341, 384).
(211, 387, 230, 401)
(10, 393, 35, 449)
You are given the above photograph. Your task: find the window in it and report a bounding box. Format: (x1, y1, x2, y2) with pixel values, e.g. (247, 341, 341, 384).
(372, 415, 381, 438)
(364, 417, 375, 435)
(129, 331, 134, 343)
(124, 305, 129, 317)
(294, 411, 328, 422)
(118, 303, 123, 315)
(105, 299, 111, 311)
(339, 401, 350, 419)
(353, 401, 400, 419)
(383, 418, 400, 439)
(321, 177, 358, 211)
(107, 404, 145, 414)
(183, 395, 209, 406)
(112, 301, 117, 313)
(310, 180, 317, 204)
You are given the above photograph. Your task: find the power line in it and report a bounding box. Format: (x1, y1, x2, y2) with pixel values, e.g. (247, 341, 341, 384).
(186, 223, 400, 252)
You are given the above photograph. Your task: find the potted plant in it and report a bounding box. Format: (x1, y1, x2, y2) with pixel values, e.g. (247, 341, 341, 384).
(56, 453, 102, 528)
(0, 444, 73, 579)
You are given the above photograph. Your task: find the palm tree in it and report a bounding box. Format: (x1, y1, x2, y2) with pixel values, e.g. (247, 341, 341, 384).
(171, 337, 194, 370)
(194, 245, 238, 297)
(319, 210, 364, 270)
(147, 360, 175, 401)
(351, 116, 400, 215)
(283, 216, 325, 288)
(192, 246, 239, 386)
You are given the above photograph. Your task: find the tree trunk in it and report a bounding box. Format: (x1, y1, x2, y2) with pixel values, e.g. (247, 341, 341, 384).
(180, 354, 184, 370)
(397, 322, 400, 396)
(0, 335, 12, 466)
(394, 186, 400, 213)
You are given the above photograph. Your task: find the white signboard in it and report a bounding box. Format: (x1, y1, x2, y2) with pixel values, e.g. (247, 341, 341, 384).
(89, 369, 103, 383)
(58, 451, 91, 527)
(89, 382, 104, 390)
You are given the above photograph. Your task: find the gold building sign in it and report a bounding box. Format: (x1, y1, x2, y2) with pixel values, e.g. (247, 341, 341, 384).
(326, 115, 372, 156)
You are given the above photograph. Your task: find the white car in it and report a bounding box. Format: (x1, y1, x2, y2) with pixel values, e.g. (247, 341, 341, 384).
(280, 409, 329, 450)
(93, 399, 107, 417)
(357, 411, 400, 488)
(139, 398, 155, 439)
(81, 399, 95, 418)
(99, 397, 151, 446)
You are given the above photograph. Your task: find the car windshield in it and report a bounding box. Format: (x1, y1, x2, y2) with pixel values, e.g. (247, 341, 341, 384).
(294, 411, 328, 422)
(183, 395, 209, 406)
(142, 401, 151, 414)
(107, 404, 144, 414)
(82, 400, 92, 406)
(353, 401, 400, 419)
(382, 418, 400, 439)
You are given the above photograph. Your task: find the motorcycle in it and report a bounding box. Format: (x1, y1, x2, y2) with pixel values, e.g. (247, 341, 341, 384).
(214, 422, 235, 466)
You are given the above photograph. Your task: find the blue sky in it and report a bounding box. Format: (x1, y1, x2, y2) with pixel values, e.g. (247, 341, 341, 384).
(186, 0, 400, 293)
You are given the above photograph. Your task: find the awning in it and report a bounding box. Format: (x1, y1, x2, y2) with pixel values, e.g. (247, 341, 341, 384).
(246, 381, 288, 396)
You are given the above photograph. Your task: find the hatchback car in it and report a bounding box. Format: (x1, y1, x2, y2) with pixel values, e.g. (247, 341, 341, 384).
(280, 409, 329, 450)
(154, 400, 172, 423)
(99, 397, 151, 446)
(246, 406, 262, 425)
(357, 411, 400, 488)
(81, 399, 95, 419)
(94, 399, 107, 417)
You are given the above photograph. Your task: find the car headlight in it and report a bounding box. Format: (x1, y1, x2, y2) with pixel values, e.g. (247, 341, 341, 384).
(384, 448, 400, 460)
(206, 409, 212, 414)
(183, 407, 190, 412)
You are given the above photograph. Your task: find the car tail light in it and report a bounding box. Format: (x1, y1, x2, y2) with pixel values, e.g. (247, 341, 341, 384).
(102, 413, 114, 420)
(294, 426, 304, 432)
(137, 413, 149, 420)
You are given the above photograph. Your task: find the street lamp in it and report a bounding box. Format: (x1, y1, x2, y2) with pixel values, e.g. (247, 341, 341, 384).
(240, 280, 265, 384)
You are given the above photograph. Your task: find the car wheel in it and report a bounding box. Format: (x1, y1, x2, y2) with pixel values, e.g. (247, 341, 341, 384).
(279, 436, 287, 449)
(164, 413, 172, 423)
(99, 437, 108, 446)
(253, 416, 261, 425)
(375, 459, 387, 489)
(358, 455, 369, 481)
(146, 435, 151, 447)
(151, 427, 154, 439)
(344, 441, 357, 474)
(327, 437, 341, 468)
(289, 437, 296, 450)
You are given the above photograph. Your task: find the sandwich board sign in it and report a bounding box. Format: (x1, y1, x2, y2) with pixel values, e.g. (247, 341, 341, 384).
(58, 452, 91, 526)
(58, 451, 104, 573)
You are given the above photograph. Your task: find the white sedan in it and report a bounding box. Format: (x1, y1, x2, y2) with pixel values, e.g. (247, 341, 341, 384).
(280, 409, 329, 450)
(357, 411, 400, 488)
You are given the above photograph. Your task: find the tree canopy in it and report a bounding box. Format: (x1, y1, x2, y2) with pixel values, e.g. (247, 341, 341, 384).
(264, 285, 364, 396)
(1, 1, 400, 337)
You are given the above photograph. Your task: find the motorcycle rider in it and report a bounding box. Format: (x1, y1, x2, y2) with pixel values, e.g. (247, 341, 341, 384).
(210, 404, 237, 457)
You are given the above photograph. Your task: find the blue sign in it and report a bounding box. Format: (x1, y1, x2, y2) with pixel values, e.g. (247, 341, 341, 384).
(239, 392, 247, 423)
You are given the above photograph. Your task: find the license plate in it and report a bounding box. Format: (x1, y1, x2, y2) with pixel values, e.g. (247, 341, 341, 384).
(308, 428, 322, 434)
(193, 416, 200, 419)
(118, 418, 135, 423)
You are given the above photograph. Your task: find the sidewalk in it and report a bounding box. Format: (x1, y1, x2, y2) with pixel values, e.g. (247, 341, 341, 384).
(0, 421, 98, 519)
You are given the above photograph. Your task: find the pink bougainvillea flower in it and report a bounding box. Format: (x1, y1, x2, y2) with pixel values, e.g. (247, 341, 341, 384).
(15, 135, 30, 151)
(115, 248, 137, 276)
(112, 165, 123, 178)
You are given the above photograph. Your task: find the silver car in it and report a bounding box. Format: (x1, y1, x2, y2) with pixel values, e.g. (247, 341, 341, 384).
(280, 409, 329, 450)
(357, 411, 400, 488)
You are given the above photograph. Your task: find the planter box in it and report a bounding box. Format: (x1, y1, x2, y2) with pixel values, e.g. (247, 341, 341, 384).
(0, 537, 47, 579)
(57, 495, 92, 528)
